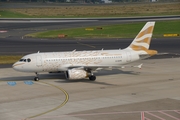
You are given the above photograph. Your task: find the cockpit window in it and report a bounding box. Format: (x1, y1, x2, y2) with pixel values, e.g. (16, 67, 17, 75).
(27, 58, 31, 62)
(19, 59, 24, 62)
(19, 58, 31, 62)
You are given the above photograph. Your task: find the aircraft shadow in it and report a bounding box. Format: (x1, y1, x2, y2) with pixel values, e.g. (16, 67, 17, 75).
(55, 79, 117, 86)
(55, 69, 140, 85)
(0, 73, 66, 81)
(95, 69, 140, 76)
(0, 69, 140, 84)
(0, 76, 36, 81)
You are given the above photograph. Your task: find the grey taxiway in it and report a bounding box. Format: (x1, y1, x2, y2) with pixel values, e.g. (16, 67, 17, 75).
(0, 58, 180, 120)
(0, 37, 180, 120)
(0, 17, 180, 119)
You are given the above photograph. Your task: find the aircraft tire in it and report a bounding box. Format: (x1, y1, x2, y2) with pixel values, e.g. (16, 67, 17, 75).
(34, 77, 39, 81)
(89, 76, 96, 81)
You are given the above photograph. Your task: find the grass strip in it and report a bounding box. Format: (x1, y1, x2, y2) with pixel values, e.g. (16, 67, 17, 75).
(0, 10, 31, 18)
(0, 3, 180, 18)
(0, 55, 22, 64)
(25, 20, 180, 39)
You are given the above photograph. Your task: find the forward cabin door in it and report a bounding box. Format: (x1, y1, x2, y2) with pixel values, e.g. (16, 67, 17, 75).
(36, 55, 42, 67)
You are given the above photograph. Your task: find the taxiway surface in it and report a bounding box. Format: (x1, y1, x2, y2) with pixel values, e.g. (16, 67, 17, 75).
(0, 38, 180, 55)
(0, 58, 180, 120)
(0, 16, 180, 120)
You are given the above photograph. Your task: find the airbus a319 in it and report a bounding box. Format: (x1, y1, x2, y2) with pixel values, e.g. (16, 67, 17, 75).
(13, 22, 157, 81)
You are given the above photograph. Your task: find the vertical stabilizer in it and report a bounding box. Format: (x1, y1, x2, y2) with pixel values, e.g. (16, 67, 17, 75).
(127, 22, 155, 50)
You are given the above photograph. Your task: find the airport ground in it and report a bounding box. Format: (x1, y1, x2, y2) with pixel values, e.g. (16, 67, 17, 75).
(0, 58, 180, 120)
(0, 37, 180, 120)
(0, 15, 180, 119)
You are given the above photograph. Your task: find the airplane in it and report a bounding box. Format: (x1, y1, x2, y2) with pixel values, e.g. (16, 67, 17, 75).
(13, 22, 157, 81)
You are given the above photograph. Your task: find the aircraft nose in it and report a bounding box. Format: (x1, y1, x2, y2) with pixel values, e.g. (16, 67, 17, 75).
(12, 62, 24, 71)
(12, 62, 19, 71)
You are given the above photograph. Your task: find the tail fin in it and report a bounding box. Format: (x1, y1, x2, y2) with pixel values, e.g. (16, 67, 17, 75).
(127, 22, 155, 50)
(127, 22, 157, 56)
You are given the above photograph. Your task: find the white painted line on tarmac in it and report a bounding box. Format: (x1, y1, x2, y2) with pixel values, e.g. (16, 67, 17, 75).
(29, 110, 180, 120)
(26, 81, 69, 120)
(0, 30, 7, 33)
(174, 110, 180, 114)
(145, 112, 165, 120)
(159, 111, 180, 120)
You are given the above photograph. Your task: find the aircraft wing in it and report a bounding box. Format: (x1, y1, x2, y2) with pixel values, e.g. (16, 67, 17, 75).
(67, 64, 141, 71)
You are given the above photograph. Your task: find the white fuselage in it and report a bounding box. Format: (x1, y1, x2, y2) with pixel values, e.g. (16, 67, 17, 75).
(13, 49, 140, 73)
(12, 22, 157, 81)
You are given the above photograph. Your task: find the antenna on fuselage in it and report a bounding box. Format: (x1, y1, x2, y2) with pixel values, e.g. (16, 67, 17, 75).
(72, 49, 76, 52)
(37, 51, 40, 53)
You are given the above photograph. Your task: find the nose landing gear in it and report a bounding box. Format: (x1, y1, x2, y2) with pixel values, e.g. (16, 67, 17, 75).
(34, 72, 39, 81)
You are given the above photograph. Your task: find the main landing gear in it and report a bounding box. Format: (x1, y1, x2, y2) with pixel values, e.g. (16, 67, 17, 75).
(34, 72, 39, 81)
(89, 75, 96, 81)
(88, 71, 96, 81)
(33, 71, 96, 81)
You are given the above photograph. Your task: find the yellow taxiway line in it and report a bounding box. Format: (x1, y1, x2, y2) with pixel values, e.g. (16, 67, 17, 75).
(26, 81, 69, 120)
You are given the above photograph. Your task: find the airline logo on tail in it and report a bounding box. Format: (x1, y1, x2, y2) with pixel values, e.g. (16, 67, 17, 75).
(127, 22, 157, 56)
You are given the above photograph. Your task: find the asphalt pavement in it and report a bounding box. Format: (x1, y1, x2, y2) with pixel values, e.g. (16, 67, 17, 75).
(0, 37, 179, 55)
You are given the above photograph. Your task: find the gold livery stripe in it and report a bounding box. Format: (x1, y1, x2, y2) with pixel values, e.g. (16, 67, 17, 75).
(136, 26, 154, 39)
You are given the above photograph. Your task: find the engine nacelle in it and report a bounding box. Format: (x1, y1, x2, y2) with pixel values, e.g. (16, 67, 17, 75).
(65, 69, 88, 80)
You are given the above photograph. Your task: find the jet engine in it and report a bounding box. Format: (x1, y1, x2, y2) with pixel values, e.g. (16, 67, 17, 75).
(65, 69, 88, 80)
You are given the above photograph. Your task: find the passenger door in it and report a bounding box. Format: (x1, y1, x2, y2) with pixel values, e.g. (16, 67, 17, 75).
(36, 55, 42, 67)
(126, 52, 131, 62)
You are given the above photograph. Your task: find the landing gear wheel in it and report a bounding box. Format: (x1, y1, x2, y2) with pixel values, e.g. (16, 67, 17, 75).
(34, 72, 39, 81)
(89, 76, 96, 81)
(34, 77, 39, 81)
